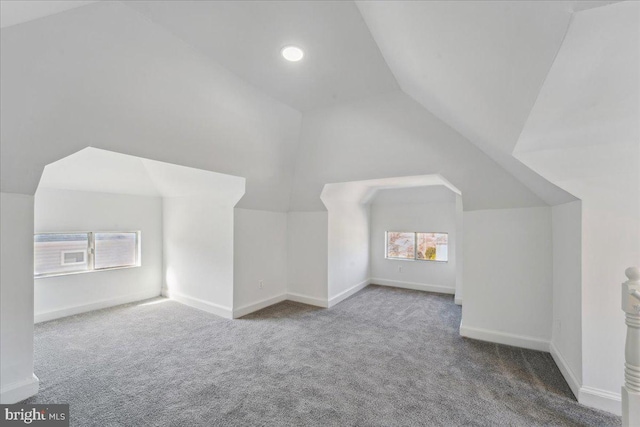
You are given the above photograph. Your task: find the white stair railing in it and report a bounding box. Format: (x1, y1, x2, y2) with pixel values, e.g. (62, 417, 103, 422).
(622, 266, 640, 426)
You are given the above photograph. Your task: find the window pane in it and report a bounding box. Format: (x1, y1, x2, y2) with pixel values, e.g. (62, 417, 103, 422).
(94, 232, 138, 270)
(386, 232, 415, 259)
(34, 233, 90, 276)
(417, 232, 448, 261)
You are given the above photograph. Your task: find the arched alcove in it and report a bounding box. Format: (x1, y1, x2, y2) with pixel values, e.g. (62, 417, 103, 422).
(35, 147, 245, 321)
(320, 174, 464, 307)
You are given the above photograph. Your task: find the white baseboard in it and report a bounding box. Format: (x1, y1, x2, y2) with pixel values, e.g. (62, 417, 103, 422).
(371, 278, 455, 295)
(549, 342, 581, 399)
(35, 289, 161, 323)
(579, 386, 621, 416)
(0, 374, 39, 404)
(454, 296, 463, 305)
(328, 279, 370, 308)
(459, 323, 550, 352)
(164, 290, 233, 319)
(233, 294, 287, 318)
(286, 292, 328, 308)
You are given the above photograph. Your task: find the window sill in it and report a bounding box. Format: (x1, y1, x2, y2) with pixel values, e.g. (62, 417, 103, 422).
(385, 257, 448, 263)
(35, 264, 141, 279)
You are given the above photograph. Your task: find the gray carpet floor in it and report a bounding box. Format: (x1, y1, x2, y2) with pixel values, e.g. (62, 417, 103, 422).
(25, 285, 620, 426)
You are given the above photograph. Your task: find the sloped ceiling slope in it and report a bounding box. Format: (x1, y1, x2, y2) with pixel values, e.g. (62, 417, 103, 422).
(515, 1, 638, 155)
(38, 148, 162, 197)
(289, 91, 546, 211)
(2, 0, 583, 212)
(38, 147, 246, 203)
(0, 1, 301, 211)
(0, 1, 98, 29)
(356, 0, 577, 206)
(372, 186, 456, 206)
(514, 0, 639, 197)
(124, 0, 398, 112)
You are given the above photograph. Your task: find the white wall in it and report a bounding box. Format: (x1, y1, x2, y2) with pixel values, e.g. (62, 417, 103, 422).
(287, 212, 328, 306)
(370, 189, 456, 294)
(514, 2, 639, 414)
(0, 1, 301, 211)
(461, 207, 553, 351)
(289, 90, 549, 212)
(163, 196, 236, 318)
(455, 194, 464, 304)
(0, 193, 38, 404)
(550, 201, 582, 396)
(33, 189, 163, 322)
(326, 202, 370, 305)
(356, 1, 575, 207)
(0, 0, 297, 403)
(233, 209, 288, 317)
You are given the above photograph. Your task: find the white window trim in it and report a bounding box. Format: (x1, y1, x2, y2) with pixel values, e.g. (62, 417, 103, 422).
(385, 231, 449, 263)
(35, 231, 141, 279)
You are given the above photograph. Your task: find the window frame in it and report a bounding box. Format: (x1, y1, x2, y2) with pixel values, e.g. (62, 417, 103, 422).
(34, 231, 141, 279)
(385, 231, 449, 263)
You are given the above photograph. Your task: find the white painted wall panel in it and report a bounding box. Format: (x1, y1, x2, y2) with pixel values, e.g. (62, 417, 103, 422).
(371, 200, 456, 292)
(163, 196, 236, 315)
(287, 212, 328, 303)
(462, 207, 553, 344)
(326, 202, 370, 302)
(0, 193, 37, 403)
(34, 189, 163, 321)
(234, 209, 288, 312)
(551, 201, 583, 390)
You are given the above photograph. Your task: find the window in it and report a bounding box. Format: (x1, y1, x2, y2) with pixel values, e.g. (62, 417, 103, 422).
(35, 233, 90, 276)
(386, 231, 448, 262)
(94, 232, 138, 270)
(34, 231, 140, 278)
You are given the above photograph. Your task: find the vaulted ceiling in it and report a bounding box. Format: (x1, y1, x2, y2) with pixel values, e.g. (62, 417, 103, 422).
(1, 0, 630, 211)
(123, 1, 399, 112)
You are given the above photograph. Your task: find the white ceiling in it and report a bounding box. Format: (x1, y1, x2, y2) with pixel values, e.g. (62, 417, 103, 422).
(1, 1, 300, 211)
(38, 147, 246, 203)
(124, 1, 398, 112)
(515, 1, 639, 154)
(572, 1, 624, 12)
(2, 0, 629, 210)
(0, 0, 98, 28)
(355, 0, 576, 205)
(38, 147, 161, 196)
(512, 1, 638, 214)
(372, 186, 456, 206)
(321, 174, 460, 206)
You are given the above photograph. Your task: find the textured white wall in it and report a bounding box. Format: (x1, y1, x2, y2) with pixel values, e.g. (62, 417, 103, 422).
(33, 189, 163, 322)
(461, 207, 553, 349)
(234, 209, 288, 312)
(370, 200, 456, 293)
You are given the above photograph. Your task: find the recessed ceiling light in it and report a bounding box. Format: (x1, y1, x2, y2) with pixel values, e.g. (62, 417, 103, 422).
(281, 46, 304, 62)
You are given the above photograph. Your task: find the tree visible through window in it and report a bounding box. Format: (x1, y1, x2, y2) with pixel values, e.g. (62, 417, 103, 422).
(386, 231, 448, 262)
